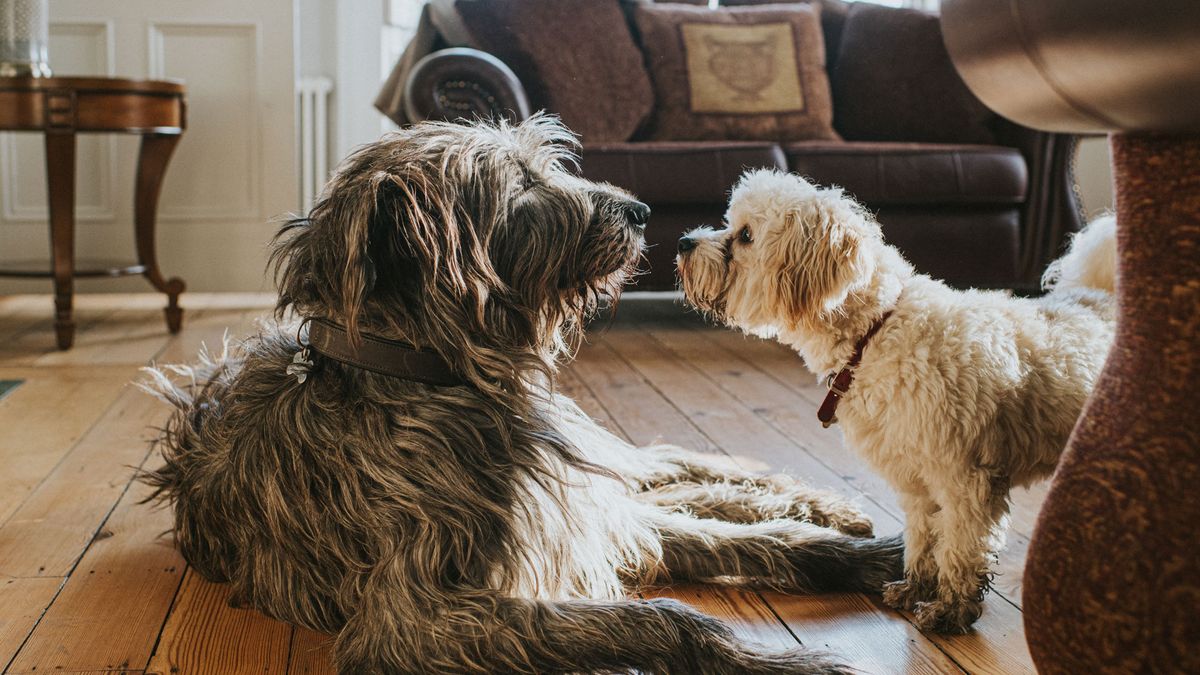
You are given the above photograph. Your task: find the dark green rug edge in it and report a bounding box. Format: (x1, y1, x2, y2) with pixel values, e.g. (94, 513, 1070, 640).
(0, 379, 23, 403)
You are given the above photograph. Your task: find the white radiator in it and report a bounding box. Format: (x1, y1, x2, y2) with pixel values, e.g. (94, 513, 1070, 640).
(296, 77, 334, 210)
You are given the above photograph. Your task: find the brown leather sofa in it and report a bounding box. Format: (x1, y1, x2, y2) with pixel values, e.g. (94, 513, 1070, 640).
(381, 0, 1083, 292)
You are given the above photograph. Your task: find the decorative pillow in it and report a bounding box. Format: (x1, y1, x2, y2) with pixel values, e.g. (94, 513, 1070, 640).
(633, 3, 838, 142)
(830, 3, 997, 144)
(452, 0, 655, 143)
(719, 0, 851, 70)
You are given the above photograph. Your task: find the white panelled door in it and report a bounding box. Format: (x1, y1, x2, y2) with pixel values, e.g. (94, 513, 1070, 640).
(0, 0, 296, 293)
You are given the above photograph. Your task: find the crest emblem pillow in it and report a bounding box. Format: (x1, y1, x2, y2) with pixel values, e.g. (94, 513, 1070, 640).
(634, 3, 838, 141)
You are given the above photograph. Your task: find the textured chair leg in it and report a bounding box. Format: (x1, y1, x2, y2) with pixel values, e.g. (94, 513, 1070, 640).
(1023, 134, 1200, 674)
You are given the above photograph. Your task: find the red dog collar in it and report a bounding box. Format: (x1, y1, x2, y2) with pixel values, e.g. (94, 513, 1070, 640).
(817, 311, 893, 428)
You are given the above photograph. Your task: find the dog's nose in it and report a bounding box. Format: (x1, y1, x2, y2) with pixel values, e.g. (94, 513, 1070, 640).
(624, 201, 650, 228)
(678, 236, 697, 253)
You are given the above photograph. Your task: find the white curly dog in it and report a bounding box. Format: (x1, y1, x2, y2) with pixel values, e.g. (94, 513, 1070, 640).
(677, 169, 1116, 633)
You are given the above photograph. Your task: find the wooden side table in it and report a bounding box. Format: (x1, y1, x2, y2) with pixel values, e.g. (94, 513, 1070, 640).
(0, 76, 187, 349)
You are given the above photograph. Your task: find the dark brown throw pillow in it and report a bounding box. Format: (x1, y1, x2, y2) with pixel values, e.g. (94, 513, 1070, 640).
(452, 0, 655, 143)
(633, 3, 838, 142)
(831, 3, 997, 144)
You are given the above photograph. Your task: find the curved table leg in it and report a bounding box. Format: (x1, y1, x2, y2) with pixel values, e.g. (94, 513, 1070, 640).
(1023, 134, 1200, 673)
(135, 133, 186, 333)
(45, 131, 76, 350)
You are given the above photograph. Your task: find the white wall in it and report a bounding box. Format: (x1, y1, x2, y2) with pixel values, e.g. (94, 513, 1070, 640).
(296, 0, 419, 163)
(1075, 137, 1115, 219)
(0, 0, 428, 294)
(0, 0, 297, 294)
(295, 0, 420, 205)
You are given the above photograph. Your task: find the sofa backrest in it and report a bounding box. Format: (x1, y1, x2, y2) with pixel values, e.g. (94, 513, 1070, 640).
(829, 2, 999, 144)
(435, 0, 1003, 147)
(446, 0, 656, 143)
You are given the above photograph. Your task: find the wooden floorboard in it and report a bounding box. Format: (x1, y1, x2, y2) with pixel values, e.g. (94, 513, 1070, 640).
(762, 592, 963, 674)
(0, 384, 164, 580)
(564, 361, 807, 655)
(0, 577, 63, 667)
(4, 455, 185, 673)
(0, 293, 1043, 674)
(287, 628, 334, 675)
(1, 295, 274, 675)
(145, 571, 292, 675)
(642, 585, 807, 651)
(0, 367, 136, 527)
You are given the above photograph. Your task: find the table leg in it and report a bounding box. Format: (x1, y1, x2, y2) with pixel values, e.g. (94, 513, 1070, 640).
(45, 131, 76, 350)
(135, 133, 186, 333)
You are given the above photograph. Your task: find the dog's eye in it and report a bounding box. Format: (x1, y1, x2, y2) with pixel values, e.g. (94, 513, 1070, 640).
(738, 227, 752, 244)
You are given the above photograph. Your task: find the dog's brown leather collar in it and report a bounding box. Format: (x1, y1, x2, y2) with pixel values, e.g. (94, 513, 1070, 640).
(305, 318, 465, 387)
(817, 311, 893, 429)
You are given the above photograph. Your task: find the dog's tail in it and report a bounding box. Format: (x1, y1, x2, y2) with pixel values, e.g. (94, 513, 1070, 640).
(136, 337, 236, 506)
(1042, 215, 1117, 294)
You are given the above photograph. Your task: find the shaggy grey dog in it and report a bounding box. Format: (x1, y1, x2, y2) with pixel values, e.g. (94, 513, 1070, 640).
(142, 116, 902, 674)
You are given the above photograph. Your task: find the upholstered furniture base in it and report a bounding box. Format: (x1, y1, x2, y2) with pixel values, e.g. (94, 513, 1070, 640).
(1023, 133, 1200, 674)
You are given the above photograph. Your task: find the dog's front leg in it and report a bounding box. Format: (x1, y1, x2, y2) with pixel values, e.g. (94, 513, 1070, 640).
(645, 510, 902, 594)
(913, 473, 1004, 634)
(334, 592, 848, 675)
(882, 486, 940, 611)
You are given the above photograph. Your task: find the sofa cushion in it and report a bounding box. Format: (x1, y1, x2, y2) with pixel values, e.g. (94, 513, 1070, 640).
(784, 141, 1027, 206)
(452, 0, 654, 143)
(581, 141, 787, 204)
(831, 3, 997, 144)
(632, 3, 838, 142)
(877, 207, 1020, 287)
(719, 0, 851, 71)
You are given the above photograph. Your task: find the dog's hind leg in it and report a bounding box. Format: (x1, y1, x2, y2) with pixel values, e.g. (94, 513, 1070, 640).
(333, 591, 850, 675)
(635, 445, 874, 536)
(639, 477, 874, 536)
(644, 511, 903, 594)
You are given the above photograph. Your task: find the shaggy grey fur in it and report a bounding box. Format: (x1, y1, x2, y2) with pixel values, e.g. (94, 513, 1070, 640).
(141, 116, 902, 674)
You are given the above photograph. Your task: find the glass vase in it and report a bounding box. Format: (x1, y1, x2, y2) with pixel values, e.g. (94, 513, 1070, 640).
(0, 0, 50, 77)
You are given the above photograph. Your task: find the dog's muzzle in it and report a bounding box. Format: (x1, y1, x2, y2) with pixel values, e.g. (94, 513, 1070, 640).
(623, 200, 650, 230)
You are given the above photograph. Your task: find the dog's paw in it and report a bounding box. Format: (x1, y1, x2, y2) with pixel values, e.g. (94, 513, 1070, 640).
(813, 507, 874, 538)
(804, 497, 875, 537)
(912, 598, 983, 634)
(882, 578, 934, 611)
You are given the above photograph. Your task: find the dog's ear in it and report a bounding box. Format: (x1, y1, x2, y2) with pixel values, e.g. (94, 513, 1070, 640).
(272, 170, 381, 338)
(762, 192, 872, 327)
(274, 165, 485, 340)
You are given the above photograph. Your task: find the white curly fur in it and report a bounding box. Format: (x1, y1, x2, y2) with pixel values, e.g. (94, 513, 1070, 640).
(678, 169, 1117, 633)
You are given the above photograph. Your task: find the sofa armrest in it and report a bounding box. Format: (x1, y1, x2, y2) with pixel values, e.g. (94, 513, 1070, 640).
(992, 122, 1085, 289)
(403, 48, 531, 124)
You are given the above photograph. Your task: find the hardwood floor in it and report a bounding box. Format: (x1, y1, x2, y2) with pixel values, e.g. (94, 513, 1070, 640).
(0, 293, 1048, 674)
